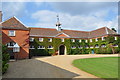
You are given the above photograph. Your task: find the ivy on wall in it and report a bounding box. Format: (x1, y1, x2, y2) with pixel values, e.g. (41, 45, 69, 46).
(30, 36, 120, 56)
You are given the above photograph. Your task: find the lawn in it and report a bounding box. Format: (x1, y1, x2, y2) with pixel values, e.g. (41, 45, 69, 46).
(72, 57, 119, 79)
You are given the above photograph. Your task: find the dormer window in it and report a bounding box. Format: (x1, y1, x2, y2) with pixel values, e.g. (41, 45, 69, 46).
(30, 38, 34, 42)
(48, 38, 52, 42)
(9, 30, 15, 36)
(39, 38, 43, 42)
(79, 39, 81, 43)
(85, 40, 88, 43)
(90, 39, 92, 42)
(71, 39, 75, 42)
(115, 37, 117, 40)
(96, 38, 98, 42)
(61, 39, 64, 42)
(102, 37, 105, 41)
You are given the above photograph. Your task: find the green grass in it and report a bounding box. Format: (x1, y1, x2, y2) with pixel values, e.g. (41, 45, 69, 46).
(72, 57, 119, 79)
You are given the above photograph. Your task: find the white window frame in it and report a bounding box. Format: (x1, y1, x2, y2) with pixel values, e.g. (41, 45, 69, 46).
(113, 44, 118, 47)
(79, 39, 82, 43)
(7, 42, 15, 48)
(38, 45, 45, 49)
(95, 45, 99, 48)
(13, 47, 20, 52)
(9, 30, 15, 36)
(101, 44, 106, 48)
(48, 38, 52, 42)
(71, 46, 76, 49)
(85, 45, 89, 49)
(47, 45, 53, 49)
(61, 38, 64, 42)
(39, 38, 43, 42)
(102, 37, 105, 41)
(30, 38, 34, 42)
(115, 37, 117, 40)
(29, 45, 35, 49)
(78, 46, 83, 49)
(85, 40, 88, 43)
(90, 39, 92, 42)
(71, 39, 75, 42)
(95, 38, 98, 42)
(90, 46, 94, 48)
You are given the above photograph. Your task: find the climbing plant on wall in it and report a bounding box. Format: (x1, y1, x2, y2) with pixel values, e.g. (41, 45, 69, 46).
(29, 36, 120, 56)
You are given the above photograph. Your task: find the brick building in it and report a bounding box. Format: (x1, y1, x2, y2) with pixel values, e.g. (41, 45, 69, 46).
(1, 13, 120, 59)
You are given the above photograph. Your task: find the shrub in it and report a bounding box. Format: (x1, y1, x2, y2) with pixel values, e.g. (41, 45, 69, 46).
(2, 45, 10, 74)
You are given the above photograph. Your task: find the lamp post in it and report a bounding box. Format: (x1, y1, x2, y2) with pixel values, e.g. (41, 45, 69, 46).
(13, 43, 20, 61)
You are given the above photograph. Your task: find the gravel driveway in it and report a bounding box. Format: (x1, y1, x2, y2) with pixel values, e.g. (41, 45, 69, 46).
(3, 54, 118, 79)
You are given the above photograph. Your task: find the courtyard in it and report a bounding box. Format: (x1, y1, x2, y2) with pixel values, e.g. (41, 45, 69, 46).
(3, 54, 118, 79)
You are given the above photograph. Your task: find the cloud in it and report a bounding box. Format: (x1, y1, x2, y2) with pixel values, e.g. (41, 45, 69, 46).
(2, 2, 26, 20)
(31, 10, 118, 31)
(48, 2, 117, 16)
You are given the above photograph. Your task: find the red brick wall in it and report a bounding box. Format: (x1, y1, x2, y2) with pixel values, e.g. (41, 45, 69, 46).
(2, 29, 29, 59)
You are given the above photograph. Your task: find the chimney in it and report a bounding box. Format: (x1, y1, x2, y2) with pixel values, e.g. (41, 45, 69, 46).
(0, 11, 2, 22)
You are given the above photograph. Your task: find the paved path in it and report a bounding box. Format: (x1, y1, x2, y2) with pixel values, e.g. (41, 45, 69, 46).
(3, 54, 118, 78)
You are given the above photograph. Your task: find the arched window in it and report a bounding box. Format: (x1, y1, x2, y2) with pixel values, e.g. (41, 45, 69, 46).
(95, 44, 99, 48)
(101, 44, 106, 48)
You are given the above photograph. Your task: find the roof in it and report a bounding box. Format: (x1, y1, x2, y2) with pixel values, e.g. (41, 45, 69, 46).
(1, 16, 29, 30)
(29, 27, 117, 38)
(1, 16, 118, 38)
(30, 28, 59, 37)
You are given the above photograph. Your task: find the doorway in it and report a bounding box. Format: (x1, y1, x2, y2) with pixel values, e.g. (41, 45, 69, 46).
(59, 45, 65, 55)
(8, 49, 15, 59)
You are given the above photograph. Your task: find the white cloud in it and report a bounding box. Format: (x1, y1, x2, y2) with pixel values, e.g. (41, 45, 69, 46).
(48, 2, 117, 15)
(31, 10, 118, 31)
(2, 2, 26, 20)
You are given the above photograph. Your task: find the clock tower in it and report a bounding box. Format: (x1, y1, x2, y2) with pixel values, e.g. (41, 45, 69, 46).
(56, 15, 62, 31)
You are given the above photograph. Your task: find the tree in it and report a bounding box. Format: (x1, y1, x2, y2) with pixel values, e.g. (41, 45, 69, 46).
(2, 45, 10, 74)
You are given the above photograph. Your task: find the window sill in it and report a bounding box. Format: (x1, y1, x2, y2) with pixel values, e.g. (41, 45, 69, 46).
(9, 35, 16, 37)
(8, 46, 14, 48)
(38, 48, 45, 49)
(29, 48, 35, 49)
(47, 48, 53, 49)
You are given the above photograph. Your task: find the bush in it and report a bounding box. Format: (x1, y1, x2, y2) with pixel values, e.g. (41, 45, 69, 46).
(2, 61, 9, 74)
(2, 45, 10, 74)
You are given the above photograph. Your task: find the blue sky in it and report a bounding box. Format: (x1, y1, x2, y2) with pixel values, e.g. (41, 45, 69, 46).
(2, 2, 119, 32)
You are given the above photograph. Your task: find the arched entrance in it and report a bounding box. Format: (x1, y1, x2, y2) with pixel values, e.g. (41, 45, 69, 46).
(59, 45, 65, 55)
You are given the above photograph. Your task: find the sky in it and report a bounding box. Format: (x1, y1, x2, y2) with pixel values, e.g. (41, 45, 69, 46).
(1, 1, 119, 32)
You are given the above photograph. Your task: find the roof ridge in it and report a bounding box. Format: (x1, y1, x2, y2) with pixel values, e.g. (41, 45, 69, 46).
(90, 27, 106, 32)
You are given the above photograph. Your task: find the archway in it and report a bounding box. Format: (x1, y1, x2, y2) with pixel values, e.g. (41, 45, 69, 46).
(59, 45, 65, 55)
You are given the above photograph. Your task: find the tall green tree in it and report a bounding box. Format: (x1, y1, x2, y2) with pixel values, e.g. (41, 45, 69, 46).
(2, 45, 10, 74)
